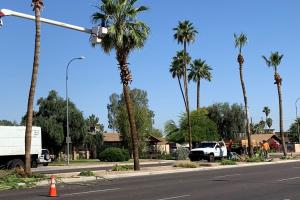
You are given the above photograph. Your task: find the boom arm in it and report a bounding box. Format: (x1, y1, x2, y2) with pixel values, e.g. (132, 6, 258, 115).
(0, 9, 107, 44)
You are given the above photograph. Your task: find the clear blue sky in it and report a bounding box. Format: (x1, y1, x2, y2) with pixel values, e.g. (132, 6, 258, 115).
(1, 0, 299, 132)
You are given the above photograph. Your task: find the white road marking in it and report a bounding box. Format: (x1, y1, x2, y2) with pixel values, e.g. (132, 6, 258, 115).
(292, 167, 300, 169)
(276, 176, 300, 182)
(213, 174, 241, 179)
(62, 188, 120, 196)
(157, 194, 191, 200)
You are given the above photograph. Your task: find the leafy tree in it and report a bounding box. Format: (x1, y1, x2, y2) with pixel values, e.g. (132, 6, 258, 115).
(166, 110, 219, 144)
(188, 59, 212, 110)
(169, 50, 191, 108)
(92, 0, 150, 171)
(173, 20, 198, 150)
(288, 118, 300, 143)
(0, 120, 18, 126)
(22, 90, 87, 156)
(107, 89, 155, 154)
(206, 103, 246, 140)
(24, 0, 44, 175)
(107, 93, 119, 131)
(234, 32, 253, 157)
(262, 51, 287, 156)
(84, 115, 104, 158)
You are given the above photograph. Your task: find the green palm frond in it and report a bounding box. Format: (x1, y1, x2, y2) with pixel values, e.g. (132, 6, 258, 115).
(234, 32, 247, 53)
(169, 51, 191, 78)
(173, 20, 198, 45)
(91, 0, 150, 55)
(262, 51, 284, 70)
(188, 59, 212, 82)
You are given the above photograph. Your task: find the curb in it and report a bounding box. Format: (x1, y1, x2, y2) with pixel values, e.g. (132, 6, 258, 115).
(36, 159, 300, 186)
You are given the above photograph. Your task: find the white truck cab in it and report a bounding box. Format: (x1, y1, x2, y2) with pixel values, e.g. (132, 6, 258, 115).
(189, 141, 227, 162)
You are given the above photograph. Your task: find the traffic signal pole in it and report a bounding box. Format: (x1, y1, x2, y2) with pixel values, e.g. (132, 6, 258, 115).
(0, 8, 107, 45)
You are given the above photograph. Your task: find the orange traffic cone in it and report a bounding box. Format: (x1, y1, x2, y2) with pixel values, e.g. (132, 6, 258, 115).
(49, 176, 57, 197)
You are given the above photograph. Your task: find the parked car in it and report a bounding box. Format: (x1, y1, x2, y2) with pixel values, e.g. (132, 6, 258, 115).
(189, 141, 227, 162)
(37, 149, 51, 166)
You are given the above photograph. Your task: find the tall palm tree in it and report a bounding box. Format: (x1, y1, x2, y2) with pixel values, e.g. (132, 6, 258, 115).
(234, 33, 253, 157)
(24, 0, 44, 175)
(266, 118, 273, 131)
(92, 0, 150, 170)
(262, 106, 270, 129)
(188, 59, 212, 110)
(169, 50, 191, 109)
(173, 20, 198, 150)
(262, 52, 287, 156)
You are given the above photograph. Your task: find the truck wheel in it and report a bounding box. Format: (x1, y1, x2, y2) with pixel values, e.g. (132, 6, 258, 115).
(8, 159, 25, 169)
(208, 154, 215, 162)
(43, 163, 49, 166)
(31, 160, 38, 168)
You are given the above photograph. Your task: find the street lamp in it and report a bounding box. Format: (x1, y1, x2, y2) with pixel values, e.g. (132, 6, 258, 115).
(295, 98, 300, 143)
(66, 56, 85, 165)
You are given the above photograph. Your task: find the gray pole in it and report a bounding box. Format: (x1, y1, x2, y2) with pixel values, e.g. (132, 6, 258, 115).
(296, 98, 300, 143)
(66, 56, 85, 165)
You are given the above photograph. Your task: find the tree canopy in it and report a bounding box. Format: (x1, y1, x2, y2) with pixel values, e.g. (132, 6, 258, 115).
(165, 110, 219, 144)
(206, 103, 246, 140)
(21, 90, 88, 155)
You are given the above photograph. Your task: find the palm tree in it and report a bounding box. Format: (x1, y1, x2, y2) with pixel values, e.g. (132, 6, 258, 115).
(234, 33, 253, 157)
(169, 50, 191, 109)
(188, 59, 212, 110)
(173, 20, 198, 150)
(24, 0, 44, 175)
(262, 52, 287, 156)
(266, 118, 273, 131)
(262, 106, 270, 129)
(92, 0, 150, 170)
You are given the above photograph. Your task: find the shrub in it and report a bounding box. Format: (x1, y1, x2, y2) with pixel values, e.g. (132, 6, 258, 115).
(221, 159, 236, 165)
(112, 164, 133, 171)
(174, 147, 190, 160)
(174, 161, 197, 168)
(156, 153, 174, 160)
(246, 156, 264, 162)
(79, 170, 95, 176)
(98, 147, 130, 162)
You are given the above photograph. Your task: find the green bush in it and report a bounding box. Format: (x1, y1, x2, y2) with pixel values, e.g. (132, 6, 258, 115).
(221, 159, 236, 165)
(174, 147, 190, 160)
(79, 170, 95, 176)
(98, 147, 130, 162)
(246, 156, 264, 162)
(112, 164, 133, 171)
(156, 153, 174, 160)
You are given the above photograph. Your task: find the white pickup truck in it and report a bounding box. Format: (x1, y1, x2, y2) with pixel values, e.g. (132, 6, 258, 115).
(0, 126, 51, 169)
(189, 141, 227, 162)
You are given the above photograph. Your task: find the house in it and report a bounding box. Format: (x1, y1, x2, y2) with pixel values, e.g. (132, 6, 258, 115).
(103, 132, 122, 148)
(241, 134, 281, 151)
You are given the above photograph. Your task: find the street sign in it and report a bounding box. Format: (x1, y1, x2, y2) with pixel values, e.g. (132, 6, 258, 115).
(66, 136, 72, 144)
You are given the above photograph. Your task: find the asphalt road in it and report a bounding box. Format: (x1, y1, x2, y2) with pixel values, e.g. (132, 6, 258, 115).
(33, 162, 173, 174)
(1, 161, 300, 200)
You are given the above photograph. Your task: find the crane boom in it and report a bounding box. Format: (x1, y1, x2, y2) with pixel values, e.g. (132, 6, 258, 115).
(0, 8, 107, 44)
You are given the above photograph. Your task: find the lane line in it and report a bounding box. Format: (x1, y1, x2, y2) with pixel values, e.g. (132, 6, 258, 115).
(61, 188, 120, 196)
(213, 174, 241, 179)
(276, 177, 300, 182)
(292, 167, 300, 169)
(157, 194, 191, 200)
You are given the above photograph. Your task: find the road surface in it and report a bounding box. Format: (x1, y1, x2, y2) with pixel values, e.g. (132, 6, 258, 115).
(1, 161, 300, 200)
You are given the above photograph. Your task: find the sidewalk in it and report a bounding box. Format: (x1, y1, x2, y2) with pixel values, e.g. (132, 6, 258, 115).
(36, 158, 300, 186)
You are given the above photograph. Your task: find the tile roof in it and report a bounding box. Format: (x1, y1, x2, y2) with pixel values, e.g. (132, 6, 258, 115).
(103, 132, 121, 142)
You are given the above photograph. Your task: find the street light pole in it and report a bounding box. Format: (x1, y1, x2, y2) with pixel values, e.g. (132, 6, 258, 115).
(296, 98, 300, 143)
(66, 56, 85, 165)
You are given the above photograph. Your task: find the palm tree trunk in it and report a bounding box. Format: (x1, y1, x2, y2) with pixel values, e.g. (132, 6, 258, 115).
(183, 42, 192, 150)
(25, 5, 41, 175)
(197, 80, 200, 111)
(177, 76, 187, 108)
(277, 83, 287, 156)
(239, 61, 253, 157)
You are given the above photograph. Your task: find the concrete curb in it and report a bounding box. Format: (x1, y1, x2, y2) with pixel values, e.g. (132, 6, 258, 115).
(36, 159, 300, 186)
